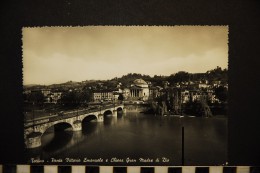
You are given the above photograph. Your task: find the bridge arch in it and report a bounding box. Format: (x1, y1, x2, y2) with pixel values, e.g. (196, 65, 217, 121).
(82, 114, 98, 123)
(26, 121, 74, 149)
(116, 107, 123, 111)
(25, 104, 125, 148)
(41, 122, 74, 149)
(103, 110, 113, 116)
(81, 115, 98, 135)
(41, 121, 73, 137)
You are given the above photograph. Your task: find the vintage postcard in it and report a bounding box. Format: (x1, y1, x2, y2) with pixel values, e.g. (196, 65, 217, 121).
(22, 26, 228, 166)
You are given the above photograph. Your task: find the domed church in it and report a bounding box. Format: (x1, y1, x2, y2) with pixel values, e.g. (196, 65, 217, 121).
(129, 78, 150, 101)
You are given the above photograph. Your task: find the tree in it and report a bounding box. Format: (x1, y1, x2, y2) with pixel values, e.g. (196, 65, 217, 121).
(184, 100, 205, 117)
(60, 90, 79, 107)
(206, 66, 228, 83)
(78, 90, 92, 104)
(167, 71, 190, 84)
(150, 75, 164, 86)
(214, 86, 228, 103)
(28, 91, 44, 105)
(105, 80, 117, 90)
(118, 93, 124, 103)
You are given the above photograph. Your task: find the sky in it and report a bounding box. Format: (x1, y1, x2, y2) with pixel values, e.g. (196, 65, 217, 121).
(22, 26, 228, 85)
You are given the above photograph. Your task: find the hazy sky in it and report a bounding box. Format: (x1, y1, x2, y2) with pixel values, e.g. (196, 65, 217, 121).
(23, 26, 228, 85)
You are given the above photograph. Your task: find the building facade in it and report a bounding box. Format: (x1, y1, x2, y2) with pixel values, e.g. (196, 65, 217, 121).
(92, 90, 115, 102)
(128, 79, 150, 101)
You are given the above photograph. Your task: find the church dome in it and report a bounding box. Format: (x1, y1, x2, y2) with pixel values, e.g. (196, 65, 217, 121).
(133, 79, 148, 87)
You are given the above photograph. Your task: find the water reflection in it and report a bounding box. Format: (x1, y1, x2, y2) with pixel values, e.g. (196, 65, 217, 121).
(117, 111, 123, 119)
(42, 131, 73, 152)
(103, 114, 113, 125)
(41, 123, 74, 152)
(82, 120, 98, 135)
(26, 112, 227, 165)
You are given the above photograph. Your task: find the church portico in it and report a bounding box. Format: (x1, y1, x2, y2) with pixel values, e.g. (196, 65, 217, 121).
(127, 79, 150, 101)
(130, 87, 143, 97)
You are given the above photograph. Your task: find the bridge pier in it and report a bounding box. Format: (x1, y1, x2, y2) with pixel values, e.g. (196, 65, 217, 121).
(113, 110, 117, 116)
(72, 120, 82, 131)
(123, 108, 127, 114)
(97, 114, 104, 122)
(25, 132, 42, 149)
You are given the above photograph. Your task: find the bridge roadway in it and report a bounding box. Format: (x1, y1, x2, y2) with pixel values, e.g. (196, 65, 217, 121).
(24, 104, 124, 149)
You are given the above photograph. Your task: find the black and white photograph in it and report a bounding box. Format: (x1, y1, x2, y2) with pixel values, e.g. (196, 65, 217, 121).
(22, 26, 228, 166)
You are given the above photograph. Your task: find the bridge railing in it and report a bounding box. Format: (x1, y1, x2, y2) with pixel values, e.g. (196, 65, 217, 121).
(24, 104, 123, 128)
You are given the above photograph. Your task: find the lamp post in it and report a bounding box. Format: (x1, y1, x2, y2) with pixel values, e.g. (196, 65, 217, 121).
(182, 125, 184, 165)
(32, 101, 35, 132)
(113, 93, 115, 110)
(179, 87, 184, 165)
(100, 99, 103, 115)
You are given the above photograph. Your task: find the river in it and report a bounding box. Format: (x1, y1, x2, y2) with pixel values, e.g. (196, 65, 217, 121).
(26, 111, 227, 166)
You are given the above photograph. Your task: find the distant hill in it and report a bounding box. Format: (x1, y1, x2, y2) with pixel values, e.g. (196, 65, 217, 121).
(24, 84, 40, 88)
(23, 84, 44, 90)
(23, 67, 227, 90)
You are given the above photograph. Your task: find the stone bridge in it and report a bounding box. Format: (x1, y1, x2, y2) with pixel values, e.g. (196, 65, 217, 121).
(24, 104, 124, 148)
